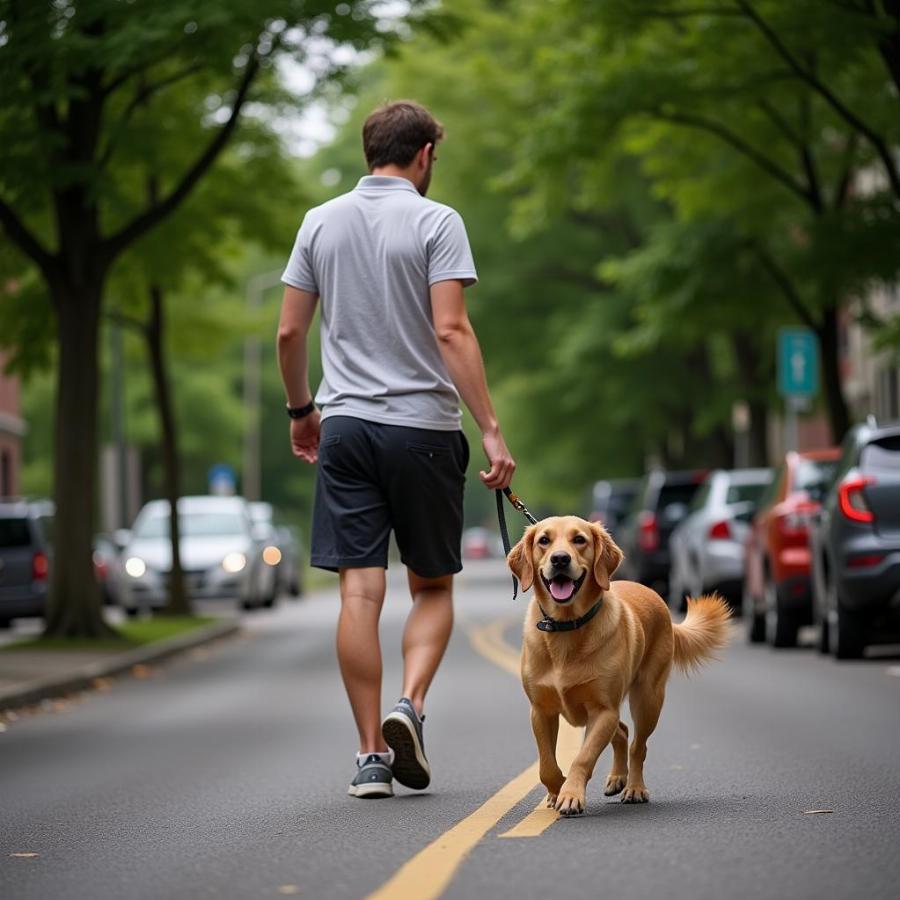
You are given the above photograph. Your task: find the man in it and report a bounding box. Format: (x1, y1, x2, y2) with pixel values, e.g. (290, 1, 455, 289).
(276, 100, 515, 799)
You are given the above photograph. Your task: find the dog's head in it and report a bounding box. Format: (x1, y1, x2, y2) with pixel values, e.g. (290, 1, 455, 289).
(507, 516, 624, 611)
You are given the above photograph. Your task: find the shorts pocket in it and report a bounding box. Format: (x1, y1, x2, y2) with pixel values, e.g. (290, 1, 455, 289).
(406, 441, 450, 459)
(322, 433, 342, 447)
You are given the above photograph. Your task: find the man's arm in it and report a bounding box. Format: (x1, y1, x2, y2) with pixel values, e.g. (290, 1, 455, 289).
(431, 279, 515, 489)
(277, 285, 321, 463)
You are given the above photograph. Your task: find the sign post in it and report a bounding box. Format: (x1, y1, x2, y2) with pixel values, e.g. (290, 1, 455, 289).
(777, 328, 819, 453)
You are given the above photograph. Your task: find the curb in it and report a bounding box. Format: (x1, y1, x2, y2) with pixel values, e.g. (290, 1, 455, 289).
(0, 619, 241, 712)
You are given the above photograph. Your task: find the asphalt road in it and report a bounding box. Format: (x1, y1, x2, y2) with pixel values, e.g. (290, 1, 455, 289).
(2, 561, 899, 900)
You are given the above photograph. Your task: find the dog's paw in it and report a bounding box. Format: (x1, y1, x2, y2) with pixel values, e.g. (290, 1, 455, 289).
(545, 793, 557, 808)
(554, 784, 586, 817)
(621, 785, 650, 804)
(604, 774, 627, 796)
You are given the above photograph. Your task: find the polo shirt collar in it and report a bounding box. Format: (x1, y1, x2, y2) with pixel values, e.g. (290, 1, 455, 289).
(356, 175, 419, 194)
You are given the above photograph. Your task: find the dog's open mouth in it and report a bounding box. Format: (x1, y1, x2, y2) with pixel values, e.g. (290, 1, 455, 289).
(540, 571, 586, 603)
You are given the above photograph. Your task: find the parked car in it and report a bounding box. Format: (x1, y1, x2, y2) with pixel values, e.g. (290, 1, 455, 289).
(274, 525, 304, 598)
(93, 533, 123, 606)
(669, 468, 774, 610)
(0, 498, 53, 627)
(463, 527, 498, 560)
(617, 469, 707, 595)
(810, 419, 900, 659)
(118, 496, 277, 615)
(743, 448, 841, 647)
(587, 478, 640, 539)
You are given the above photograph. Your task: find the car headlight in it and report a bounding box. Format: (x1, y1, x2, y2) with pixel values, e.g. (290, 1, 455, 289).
(125, 557, 147, 578)
(222, 552, 246, 574)
(262, 545, 282, 566)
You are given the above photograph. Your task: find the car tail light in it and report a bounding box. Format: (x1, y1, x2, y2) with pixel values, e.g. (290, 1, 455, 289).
(838, 476, 875, 523)
(847, 553, 885, 569)
(638, 512, 659, 552)
(32, 550, 49, 582)
(708, 520, 732, 540)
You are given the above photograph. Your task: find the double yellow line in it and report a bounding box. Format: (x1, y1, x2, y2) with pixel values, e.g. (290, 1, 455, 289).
(366, 616, 582, 900)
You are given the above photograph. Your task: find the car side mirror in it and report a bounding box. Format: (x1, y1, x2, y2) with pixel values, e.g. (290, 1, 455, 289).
(113, 529, 132, 550)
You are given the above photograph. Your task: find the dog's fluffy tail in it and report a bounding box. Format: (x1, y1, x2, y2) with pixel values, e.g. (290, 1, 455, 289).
(671, 594, 731, 675)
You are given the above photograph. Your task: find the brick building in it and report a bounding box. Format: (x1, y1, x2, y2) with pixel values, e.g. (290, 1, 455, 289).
(0, 352, 25, 497)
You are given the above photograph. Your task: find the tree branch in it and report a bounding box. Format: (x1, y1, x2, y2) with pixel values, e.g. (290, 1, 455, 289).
(101, 55, 260, 263)
(833, 131, 860, 208)
(104, 309, 148, 334)
(749, 241, 820, 329)
(651, 108, 815, 207)
(734, 0, 900, 199)
(98, 63, 205, 168)
(0, 197, 57, 281)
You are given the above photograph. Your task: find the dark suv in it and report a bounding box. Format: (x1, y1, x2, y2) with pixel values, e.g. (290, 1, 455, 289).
(617, 469, 707, 595)
(0, 499, 54, 627)
(811, 420, 900, 659)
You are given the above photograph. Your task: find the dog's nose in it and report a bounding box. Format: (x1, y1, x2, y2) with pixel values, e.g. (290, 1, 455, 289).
(550, 552, 571, 569)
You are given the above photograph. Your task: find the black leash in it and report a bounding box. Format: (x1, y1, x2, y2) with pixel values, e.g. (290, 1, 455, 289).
(495, 486, 604, 632)
(496, 487, 536, 600)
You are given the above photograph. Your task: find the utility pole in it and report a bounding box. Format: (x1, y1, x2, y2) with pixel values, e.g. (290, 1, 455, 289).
(243, 269, 285, 502)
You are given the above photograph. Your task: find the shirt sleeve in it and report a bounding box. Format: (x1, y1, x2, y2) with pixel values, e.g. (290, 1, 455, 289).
(427, 210, 478, 288)
(281, 215, 319, 293)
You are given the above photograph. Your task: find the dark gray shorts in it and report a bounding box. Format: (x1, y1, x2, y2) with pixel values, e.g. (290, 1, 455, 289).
(311, 416, 469, 578)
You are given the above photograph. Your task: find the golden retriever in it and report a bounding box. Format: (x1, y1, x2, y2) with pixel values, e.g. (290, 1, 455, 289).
(507, 515, 730, 816)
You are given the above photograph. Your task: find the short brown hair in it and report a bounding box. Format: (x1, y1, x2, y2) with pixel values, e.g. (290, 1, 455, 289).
(362, 101, 444, 170)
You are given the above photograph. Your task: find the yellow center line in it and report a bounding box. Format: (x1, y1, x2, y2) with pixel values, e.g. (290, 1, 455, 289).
(365, 614, 564, 900)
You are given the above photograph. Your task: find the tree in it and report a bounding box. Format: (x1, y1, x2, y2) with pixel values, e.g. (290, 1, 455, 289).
(0, 1, 417, 637)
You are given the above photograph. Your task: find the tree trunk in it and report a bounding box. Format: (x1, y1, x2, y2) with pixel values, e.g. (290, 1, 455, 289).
(146, 285, 190, 617)
(43, 286, 117, 638)
(817, 306, 851, 444)
(731, 333, 771, 466)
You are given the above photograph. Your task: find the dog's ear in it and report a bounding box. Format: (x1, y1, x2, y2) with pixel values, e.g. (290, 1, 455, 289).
(507, 525, 536, 592)
(591, 522, 623, 592)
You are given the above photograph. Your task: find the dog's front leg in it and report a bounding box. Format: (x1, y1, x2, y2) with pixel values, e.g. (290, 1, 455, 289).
(555, 709, 619, 816)
(530, 706, 564, 806)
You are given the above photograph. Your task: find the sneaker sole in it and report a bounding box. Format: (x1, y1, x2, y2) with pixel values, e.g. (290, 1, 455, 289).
(347, 781, 394, 799)
(382, 712, 431, 790)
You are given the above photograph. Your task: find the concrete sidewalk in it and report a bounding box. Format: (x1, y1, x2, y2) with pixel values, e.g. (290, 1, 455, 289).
(0, 618, 240, 712)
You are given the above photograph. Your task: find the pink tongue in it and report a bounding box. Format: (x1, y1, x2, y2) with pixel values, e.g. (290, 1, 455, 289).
(550, 578, 575, 601)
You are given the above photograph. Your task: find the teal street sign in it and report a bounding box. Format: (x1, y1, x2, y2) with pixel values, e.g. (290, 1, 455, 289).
(777, 328, 819, 397)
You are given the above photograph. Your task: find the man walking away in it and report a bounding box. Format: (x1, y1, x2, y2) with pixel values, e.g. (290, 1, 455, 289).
(276, 100, 515, 798)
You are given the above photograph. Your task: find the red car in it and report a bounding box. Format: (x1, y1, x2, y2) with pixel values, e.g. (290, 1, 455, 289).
(743, 448, 841, 647)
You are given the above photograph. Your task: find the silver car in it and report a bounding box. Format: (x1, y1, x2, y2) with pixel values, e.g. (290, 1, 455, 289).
(119, 496, 276, 615)
(669, 468, 773, 610)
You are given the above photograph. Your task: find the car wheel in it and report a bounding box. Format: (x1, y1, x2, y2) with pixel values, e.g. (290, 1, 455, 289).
(289, 579, 301, 598)
(125, 607, 140, 619)
(0, 617, 11, 630)
(745, 584, 765, 643)
(830, 604, 867, 660)
(764, 571, 798, 648)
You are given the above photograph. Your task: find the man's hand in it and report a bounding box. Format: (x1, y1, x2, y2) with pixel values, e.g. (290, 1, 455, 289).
(480, 427, 515, 490)
(290, 410, 321, 464)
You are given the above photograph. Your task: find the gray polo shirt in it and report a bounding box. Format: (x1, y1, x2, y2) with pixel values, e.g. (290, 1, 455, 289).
(281, 175, 478, 431)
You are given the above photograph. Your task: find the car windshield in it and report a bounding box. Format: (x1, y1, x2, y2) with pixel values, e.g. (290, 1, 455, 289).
(794, 459, 838, 493)
(658, 483, 701, 509)
(861, 437, 900, 470)
(725, 482, 769, 506)
(0, 518, 31, 548)
(135, 511, 247, 539)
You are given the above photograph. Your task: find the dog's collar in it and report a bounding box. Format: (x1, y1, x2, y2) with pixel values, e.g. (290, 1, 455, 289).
(536, 598, 603, 632)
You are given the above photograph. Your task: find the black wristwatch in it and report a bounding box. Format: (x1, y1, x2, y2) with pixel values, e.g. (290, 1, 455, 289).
(286, 400, 316, 419)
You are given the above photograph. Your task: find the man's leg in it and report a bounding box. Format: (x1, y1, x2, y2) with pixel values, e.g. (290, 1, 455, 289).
(400, 571, 454, 715)
(337, 566, 389, 754)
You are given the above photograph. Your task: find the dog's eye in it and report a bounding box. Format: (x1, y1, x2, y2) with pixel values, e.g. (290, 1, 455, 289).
(537, 535, 550, 546)
(572, 534, 587, 545)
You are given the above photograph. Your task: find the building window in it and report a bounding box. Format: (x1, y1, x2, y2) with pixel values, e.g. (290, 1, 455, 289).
(0, 448, 10, 497)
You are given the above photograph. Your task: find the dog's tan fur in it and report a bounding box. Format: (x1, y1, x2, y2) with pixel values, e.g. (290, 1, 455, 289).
(507, 515, 730, 816)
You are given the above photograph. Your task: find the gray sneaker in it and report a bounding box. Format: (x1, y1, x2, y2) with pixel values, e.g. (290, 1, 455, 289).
(347, 753, 394, 799)
(382, 698, 431, 790)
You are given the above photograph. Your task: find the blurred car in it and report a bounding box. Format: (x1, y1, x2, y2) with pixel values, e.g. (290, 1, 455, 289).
(274, 525, 304, 597)
(0, 498, 53, 628)
(743, 448, 840, 647)
(93, 533, 123, 606)
(588, 478, 640, 539)
(669, 468, 774, 610)
(617, 469, 708, 595)
(810, 419, 900, 659)
(462, 527, 497, 560)
(249, 501, 294, 600)
(119, 496, 276, 615)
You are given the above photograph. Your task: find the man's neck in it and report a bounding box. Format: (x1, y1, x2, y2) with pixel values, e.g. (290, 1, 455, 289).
(370, 166, 416, 187)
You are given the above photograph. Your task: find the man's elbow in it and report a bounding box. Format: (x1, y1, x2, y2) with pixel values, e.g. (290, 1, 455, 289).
(277, 323, 302, 347)
(435, 319, 473, 345)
